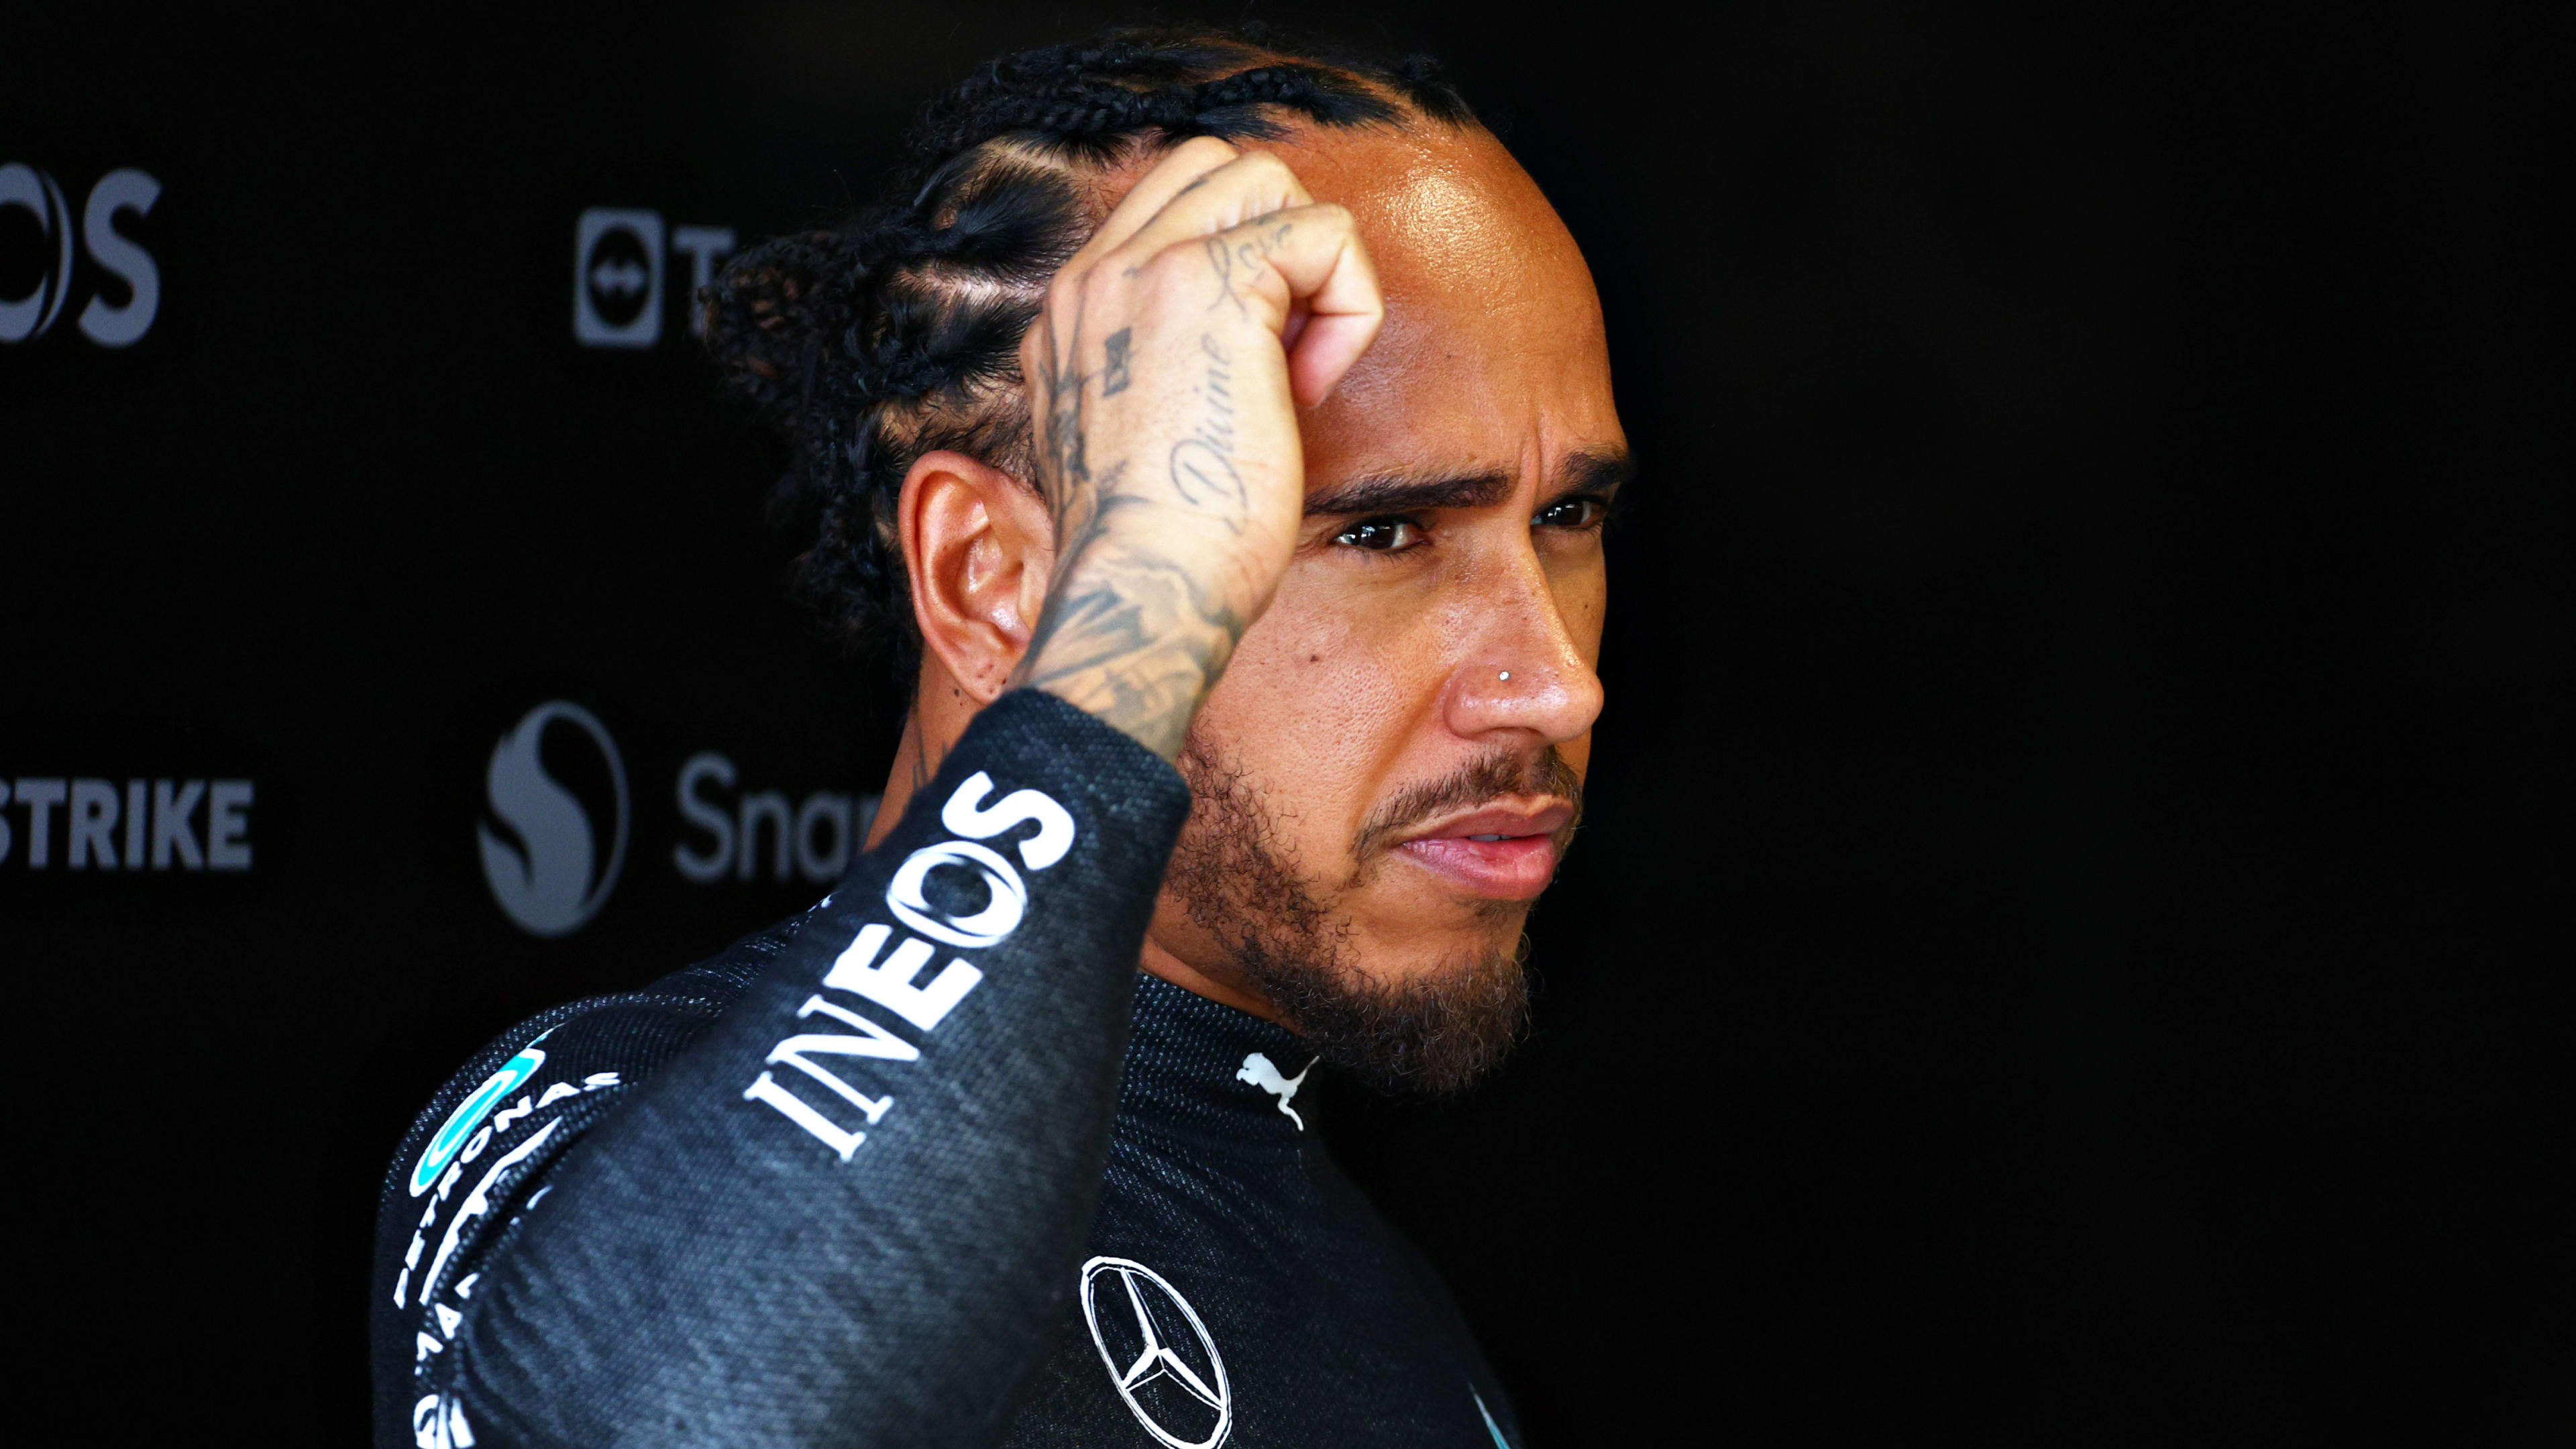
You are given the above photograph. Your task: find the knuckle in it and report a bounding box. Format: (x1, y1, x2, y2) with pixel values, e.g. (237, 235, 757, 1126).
(1238, 151, 1294, 186)
(1138, 244, 1200, 288)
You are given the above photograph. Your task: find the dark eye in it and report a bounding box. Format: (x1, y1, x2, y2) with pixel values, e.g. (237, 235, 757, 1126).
(1333, 517, 1424, 552)
(1535, 496, 1608, 530)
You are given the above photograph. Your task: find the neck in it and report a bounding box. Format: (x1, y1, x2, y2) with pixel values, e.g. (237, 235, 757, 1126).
(869, 690, 1294, 1030)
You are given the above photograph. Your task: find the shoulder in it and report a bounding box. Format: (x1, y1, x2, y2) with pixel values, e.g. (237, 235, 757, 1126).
(376, 908, 820, 1213)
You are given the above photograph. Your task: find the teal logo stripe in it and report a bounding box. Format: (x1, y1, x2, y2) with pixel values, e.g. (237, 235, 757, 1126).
(407, 1044, 547, 1195)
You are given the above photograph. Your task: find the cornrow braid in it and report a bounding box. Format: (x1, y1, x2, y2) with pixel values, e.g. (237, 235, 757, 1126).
(698, 24, 1479, 684)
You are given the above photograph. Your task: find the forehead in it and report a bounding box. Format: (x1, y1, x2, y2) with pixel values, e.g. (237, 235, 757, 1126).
(1199, 121, 1621, 490)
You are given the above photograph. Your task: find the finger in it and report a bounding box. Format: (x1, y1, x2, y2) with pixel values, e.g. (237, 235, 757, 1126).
(1103, 150, 1315, 266)
(1072, 136, 1240, 268)
(1196, 203, 1385, 407)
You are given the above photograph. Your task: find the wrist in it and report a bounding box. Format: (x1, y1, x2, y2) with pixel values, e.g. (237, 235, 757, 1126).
(1010, 536, 1256, 762)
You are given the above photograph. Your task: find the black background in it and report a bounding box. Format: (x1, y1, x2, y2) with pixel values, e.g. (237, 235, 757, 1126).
(3, 4, 2563, 1444)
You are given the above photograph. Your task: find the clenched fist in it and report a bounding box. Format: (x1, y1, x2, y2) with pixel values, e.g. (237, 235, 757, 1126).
(1008, 137, 1384, 760)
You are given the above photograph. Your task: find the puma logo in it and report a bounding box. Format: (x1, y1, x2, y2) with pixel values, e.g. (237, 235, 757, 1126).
(1235, 1052, 1312, 1131)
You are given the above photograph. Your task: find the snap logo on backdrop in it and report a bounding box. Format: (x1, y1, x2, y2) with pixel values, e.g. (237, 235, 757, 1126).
(479, 702, 881, 937)
(478, 702, 630, 937)
(573, 207, 734, 348)
(0, 163, 160, 347)
(674, 753, 877, 889)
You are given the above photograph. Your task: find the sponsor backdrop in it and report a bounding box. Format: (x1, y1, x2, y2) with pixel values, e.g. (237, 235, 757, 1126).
(5, 5, 2560, 1444)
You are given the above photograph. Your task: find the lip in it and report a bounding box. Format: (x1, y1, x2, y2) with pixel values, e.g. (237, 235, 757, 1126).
(1391, 800, 1574, 902)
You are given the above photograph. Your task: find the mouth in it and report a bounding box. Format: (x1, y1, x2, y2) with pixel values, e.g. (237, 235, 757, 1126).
(1390, 800, 1575, 902)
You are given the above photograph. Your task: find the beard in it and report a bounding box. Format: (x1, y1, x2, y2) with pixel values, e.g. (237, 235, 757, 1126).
(1165, 737, 1581, 1096)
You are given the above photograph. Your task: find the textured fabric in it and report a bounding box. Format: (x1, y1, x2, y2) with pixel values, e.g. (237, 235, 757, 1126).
(371, 690, 1520, 1448)
(1002, 975, 1525, 1449)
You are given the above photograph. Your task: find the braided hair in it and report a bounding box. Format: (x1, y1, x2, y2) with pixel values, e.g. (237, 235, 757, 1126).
(698, 25, 1478, 681)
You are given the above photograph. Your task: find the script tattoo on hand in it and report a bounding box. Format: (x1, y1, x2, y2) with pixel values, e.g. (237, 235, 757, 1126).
(1167, 335, 1246, 527)
(1201, 221, 1293, 320)
(1016, 223, 1304, 758)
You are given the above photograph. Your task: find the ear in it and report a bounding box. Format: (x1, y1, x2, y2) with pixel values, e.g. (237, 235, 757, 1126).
(898, 449, 1055, 704)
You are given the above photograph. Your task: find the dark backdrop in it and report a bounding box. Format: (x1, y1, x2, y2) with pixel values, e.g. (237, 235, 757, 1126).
(4, 5, 2561, 1444)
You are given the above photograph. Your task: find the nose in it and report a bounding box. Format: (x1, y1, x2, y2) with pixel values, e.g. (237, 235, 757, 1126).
(1442, 557, 1604, 749)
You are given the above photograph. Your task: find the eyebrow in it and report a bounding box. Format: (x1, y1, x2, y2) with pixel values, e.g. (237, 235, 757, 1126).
(1302, 447, 1635, 517)
(1304, 472, 1511, 517)
(1557, 447, 1637, 498)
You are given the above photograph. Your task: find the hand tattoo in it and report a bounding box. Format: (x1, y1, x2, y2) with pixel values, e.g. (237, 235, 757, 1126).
(1167, 335, 1246, 527)
(1102, 328, 1132, 397)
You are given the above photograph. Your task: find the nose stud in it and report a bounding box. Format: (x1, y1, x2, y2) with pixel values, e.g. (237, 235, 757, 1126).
(1498, 671, 1511, 682)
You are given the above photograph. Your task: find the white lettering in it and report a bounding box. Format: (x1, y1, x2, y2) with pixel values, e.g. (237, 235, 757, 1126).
(885, 839, 1025, 949)
(743, 1071, 869, 1161)
(535, 1081, 580, 1108)
(940, 773, 1076, 869)
(490, 1095, 533, 1132)
(763, 1019, 906, 1101)
(421, 1118, 561, 1306)
(821, 922, 983, 1031)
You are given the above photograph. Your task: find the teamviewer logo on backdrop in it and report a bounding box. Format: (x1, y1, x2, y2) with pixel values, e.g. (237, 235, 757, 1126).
(479, 701, 630, 936)
(573, 209, 663, 347)
(572, 207, 734, 348)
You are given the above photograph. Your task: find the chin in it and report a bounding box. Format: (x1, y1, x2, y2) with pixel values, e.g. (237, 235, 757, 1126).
(1352, 878, 1533, 948)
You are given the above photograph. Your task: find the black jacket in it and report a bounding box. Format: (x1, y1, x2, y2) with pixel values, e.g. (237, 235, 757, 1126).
(372, 691, 1520, 1448)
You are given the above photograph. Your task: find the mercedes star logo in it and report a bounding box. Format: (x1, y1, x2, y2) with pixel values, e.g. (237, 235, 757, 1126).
(1079, 1256, 1232, 1449)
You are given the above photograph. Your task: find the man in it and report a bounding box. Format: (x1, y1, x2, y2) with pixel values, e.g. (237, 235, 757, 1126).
(375, 28, 1623, 1448)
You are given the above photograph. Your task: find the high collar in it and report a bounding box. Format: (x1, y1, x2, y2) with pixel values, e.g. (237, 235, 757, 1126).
(1120, 975, 1324, 1146)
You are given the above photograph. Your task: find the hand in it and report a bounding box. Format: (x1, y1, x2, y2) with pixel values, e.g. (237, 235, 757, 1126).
(1009, 137, 1384, 761)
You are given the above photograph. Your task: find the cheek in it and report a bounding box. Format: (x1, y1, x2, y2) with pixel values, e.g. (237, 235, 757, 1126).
(1198, 568, 1450, 856)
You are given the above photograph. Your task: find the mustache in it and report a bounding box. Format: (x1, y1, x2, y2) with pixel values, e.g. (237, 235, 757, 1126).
(1350, 745, 1585, 861)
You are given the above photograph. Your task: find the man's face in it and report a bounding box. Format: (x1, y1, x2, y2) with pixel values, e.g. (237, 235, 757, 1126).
(1139, 124, 1624, 1090)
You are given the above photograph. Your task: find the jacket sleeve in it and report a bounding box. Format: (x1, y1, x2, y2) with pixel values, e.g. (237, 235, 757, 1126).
(371, 692, 1192, 1448)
